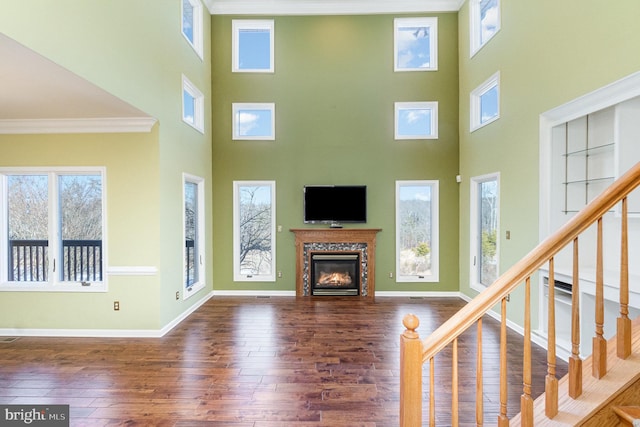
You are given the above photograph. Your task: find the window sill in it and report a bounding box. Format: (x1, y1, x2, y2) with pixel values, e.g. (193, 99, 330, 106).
(0, 282, 107, 292)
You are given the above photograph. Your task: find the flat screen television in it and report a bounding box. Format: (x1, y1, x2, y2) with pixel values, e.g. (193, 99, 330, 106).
(303, 185, 367, 227)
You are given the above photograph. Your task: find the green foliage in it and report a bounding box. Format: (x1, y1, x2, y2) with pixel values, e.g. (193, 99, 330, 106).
(412, 242, 430, 257)
(481, 229, 497, 259)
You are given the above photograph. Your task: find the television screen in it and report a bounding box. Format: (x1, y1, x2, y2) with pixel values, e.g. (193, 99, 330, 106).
(303, 185, 367, 226)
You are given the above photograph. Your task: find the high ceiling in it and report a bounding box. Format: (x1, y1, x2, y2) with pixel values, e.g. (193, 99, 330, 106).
(0, 0, 462, 134)
(0, 33, 154, 134)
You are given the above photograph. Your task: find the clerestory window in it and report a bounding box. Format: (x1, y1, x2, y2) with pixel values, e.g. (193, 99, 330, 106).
(232, 20, 275, 73)
(470, 0, 500, 56)
(394, 17, 438, 72)
(182, 0, 203, 58)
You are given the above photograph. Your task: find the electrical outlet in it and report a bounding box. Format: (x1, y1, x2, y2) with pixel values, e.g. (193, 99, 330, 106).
(114, 301, 120, 311)
(277, 271, 282, 278)
(176, 291, 180, 300)
(389, 272, 394, 278)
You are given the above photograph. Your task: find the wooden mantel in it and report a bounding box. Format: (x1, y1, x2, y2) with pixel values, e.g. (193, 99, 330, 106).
(290, 228, 382, 298)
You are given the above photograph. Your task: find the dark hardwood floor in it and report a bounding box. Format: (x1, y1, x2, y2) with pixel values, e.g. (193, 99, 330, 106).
(0, 296, 566, 426)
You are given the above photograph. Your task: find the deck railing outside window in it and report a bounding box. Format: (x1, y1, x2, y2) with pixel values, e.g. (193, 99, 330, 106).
(9, 239, 102, 282)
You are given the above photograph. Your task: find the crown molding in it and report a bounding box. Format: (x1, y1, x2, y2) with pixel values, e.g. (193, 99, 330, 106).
(203, 0, 463, 15)
(0, 117, 158, 134)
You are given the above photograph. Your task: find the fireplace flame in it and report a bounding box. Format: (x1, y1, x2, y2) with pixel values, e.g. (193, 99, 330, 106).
(318, 271, 352, 286)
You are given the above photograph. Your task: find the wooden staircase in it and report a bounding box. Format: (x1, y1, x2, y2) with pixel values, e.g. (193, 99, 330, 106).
(399, 161, 640, 426)
(511, 316, 640, 425)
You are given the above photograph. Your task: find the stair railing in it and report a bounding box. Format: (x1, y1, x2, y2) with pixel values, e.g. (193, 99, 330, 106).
(400, 161, 640, 426)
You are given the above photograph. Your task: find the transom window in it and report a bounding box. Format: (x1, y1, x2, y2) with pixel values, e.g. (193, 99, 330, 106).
(232, 20, 275, 73)
(182, 75, 204, 133)
(233, 181, 276, 282)
(470, 173, 500, 291)
(232, 103, 275, 140)
(470, 0, 500, 56)
(395, 102, 438, 140)
(182, 0, 203, 58)
(394, 17, 438, 72)
(1, 168, 106, 292)
(471, 71, 500, 131)
(395, 180, 439, 282)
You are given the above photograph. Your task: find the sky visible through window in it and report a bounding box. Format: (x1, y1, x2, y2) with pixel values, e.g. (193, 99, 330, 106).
(397, 108, 432, 137)
(480, 0, 499, 45)
(182, 0, 194, 43)
(480, 85, 498, 124)
(235, 108, 272, 137)
(238, 29, 271, 70)
(183, 90, 195, 124)
(400, 185, 431, 202)
(396, 26, 431, 69)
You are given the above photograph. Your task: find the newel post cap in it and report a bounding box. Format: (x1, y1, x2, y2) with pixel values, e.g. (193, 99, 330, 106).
(402, 313, 420, 339)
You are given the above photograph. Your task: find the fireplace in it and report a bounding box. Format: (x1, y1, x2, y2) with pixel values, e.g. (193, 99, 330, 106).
(290, 228, 381, 298)
(310, 252, 360, 296)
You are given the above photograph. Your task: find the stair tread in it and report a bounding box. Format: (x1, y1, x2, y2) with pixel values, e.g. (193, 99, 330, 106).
(510, 316, 640, 426)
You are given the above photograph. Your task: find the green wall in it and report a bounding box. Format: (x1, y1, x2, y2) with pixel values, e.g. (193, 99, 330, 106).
(457, 0, 640, 326)
(0, 1, 212, 332)
(211, 13, 460, 293)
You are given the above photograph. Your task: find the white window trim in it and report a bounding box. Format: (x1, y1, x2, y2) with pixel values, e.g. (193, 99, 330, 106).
(232, 103, 276, 141)
(470, 0, 501, 57)
(0, 167, 108, 293)
(395, 101, 438, 140)
(395, 180, 439, 283)
(394, 17, 438, 72)
(233, 181, 276, 282)
(182, 0, 204, 59)
(232, 19, 275, 73)
(470, 71, 500, 132)
(182, 75, 205, 133)
(469, 173, 500, 292)
(183, 173, 205, 299)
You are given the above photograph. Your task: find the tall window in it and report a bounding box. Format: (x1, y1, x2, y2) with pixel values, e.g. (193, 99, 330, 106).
(182, 0, 203, 58)
(232, 20, 275, 73)
(184, 174, 205, 297)
(470, 0, 500, 56)
(394, 17, 438, 72)
(471, 71, 500, 131)
(233, 181, 276, 281)
(470, 173, 500, 290)
(1, 169, 105, 291)
(396, 181, 439, 282)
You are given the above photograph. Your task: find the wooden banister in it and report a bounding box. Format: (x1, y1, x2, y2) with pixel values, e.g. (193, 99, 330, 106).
(420, 161, 640, 363)
(400, 161, 640, 426)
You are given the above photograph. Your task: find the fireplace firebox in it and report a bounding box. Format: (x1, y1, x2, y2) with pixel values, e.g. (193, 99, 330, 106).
(310, 252, 360, 296)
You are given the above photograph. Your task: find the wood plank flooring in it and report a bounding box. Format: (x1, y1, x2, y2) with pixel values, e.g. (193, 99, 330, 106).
(0, 296, 566, 426)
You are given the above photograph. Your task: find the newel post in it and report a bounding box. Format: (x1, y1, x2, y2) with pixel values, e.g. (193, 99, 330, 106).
(400, 314, 423, 427)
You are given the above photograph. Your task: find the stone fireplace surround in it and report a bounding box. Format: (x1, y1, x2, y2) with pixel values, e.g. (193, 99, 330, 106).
(290, 228, 381, 298)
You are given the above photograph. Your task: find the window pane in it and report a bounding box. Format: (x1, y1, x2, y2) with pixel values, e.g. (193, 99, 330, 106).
(478, 179, 498, 286)
(480, 0, 499, 45)
(235, 109, 272, 138)
(238, 184, 272, 276)
(185, 181, 198, 287)
(480, 85, 498, 124)
(58, 175, 103, 282)
(183, 89, 195, 125)
(396, 26, 431, 70)
(398, 184, 432, 277)
(7, 175, 49, 281)
(238, 29, 271, 70)
(182, 0, 194, 44)
(397, 108, 431, 137)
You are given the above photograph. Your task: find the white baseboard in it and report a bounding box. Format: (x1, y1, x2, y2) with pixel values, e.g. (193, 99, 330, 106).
(375, 291, 461, 298)
(212, 290, 297, 297)
(0, 291, 214, 338)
